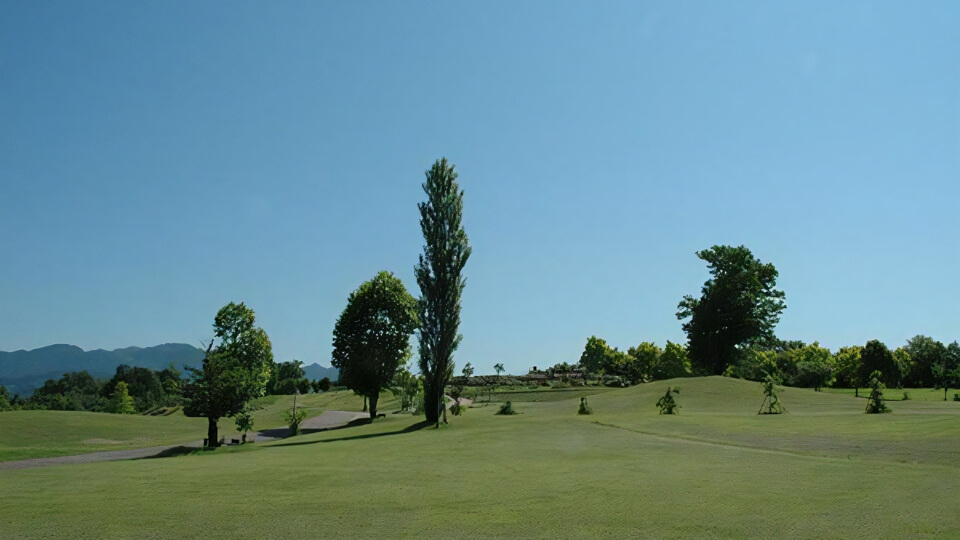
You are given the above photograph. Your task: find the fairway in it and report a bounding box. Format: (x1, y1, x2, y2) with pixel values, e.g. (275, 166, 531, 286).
(0, 390, 395, 462)
(2, 377, 958, 539)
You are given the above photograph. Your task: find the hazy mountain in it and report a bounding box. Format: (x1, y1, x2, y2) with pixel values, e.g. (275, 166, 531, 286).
(302, 363, 338, 382)
(0, 343, 205, 396)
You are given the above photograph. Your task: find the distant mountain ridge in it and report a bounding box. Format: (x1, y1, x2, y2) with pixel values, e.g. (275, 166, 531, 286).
(303, 363, 338, 382)
(0, 343, 206, 396)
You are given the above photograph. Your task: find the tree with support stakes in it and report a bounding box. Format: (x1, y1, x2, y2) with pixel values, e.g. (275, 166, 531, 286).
(332, 271, 419, 420)
(656, 387, 680, 415)
(758, 374, 785, 414)
(415, 158, 471, 427)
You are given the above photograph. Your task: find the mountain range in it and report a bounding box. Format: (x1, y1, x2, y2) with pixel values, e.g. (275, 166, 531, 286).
(0, 344, 337, 396)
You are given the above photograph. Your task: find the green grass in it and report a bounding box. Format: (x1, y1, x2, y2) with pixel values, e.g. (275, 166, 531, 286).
(822, 386, 957, 401)
(0, 390, 398, 462)
(0, 410, 207, 461)
(1, 377, 958, 538)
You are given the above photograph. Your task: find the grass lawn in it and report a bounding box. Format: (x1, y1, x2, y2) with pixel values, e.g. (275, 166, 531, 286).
(0, 411, 207, 461)
(0, 390, 396, 462)
(823, 386, 959, 402)
(1, 376, 958, 538)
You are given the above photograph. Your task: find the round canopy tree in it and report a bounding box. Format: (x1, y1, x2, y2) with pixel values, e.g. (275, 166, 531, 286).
(332, 271, 419, 419)
(676, 245, 786, 375)
(183, 302, 273, 446)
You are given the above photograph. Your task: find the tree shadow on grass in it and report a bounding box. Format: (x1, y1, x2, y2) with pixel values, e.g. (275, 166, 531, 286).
(271, 420, 433, 448)
(141, 446, 205, 459)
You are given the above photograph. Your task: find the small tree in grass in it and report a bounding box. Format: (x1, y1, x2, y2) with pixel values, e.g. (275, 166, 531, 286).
(656, 387, 680, 415)
(285, 405, 308, 435)
(932, 359, 960, 402)
(577, 397, 592, 415)
(109, 381, 136, 414)
(758, 374, 785, 414)
(865, 370, 890, 414)
(496, 401, 516, 415)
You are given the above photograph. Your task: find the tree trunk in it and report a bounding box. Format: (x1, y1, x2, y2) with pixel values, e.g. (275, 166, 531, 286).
(207, 417, 219, 447)
(363, 395, 367, 412)
(855, 386, 858, 398)
(368, 392, 379, 419)
(946, 387, 949, 401)
(424, 379, 440, 424)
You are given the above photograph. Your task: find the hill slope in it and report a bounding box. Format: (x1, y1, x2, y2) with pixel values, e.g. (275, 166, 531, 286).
(0, 344, 205, 395)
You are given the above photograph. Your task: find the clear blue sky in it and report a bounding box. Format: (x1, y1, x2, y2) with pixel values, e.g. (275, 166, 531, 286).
(2, 1, 958, 374)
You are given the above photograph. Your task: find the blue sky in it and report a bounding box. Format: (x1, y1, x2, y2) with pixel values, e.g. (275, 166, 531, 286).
(1, 1, 958, 374)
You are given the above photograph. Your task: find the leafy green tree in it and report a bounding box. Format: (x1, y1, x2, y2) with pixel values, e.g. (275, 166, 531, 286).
(183, 302, 274, 447)
(102, 365, 164, 411)
(0, 385, 11, 411)
(310, 377, 332, 394)
(494, 363, 505, 383)
(932, 357, 960, 401)
(904, 335, 946, 387)
(792, 342, 834, 390)
(415, 158, 472, 426)
(392, 363, 422, 411)
(656, 341, 691, 380)
(580, 336, 612, 376)
(859, 340, 898, 389)
(235, 408, 254, 443)
(676, 245, 786, 375)
(626, 342, 661, 383)
(332, 271, 419, 420)
(267, 360, 310, 395)
(109, 381, 136, 414)
(833, 346, 863, 393)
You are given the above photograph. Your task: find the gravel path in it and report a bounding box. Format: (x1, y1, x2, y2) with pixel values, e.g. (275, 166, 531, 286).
(0, 410, 371, 471)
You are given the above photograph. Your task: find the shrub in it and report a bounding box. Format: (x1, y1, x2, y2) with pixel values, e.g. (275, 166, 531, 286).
(449, 403, 465, 416)
(901, 391, 910, 401)
(953, 393, 960, 402)
(284, 407, 308, 435)
(577, 397, 592, 415)
(656, 387, 680, 415)
(496, 401, 516, 415)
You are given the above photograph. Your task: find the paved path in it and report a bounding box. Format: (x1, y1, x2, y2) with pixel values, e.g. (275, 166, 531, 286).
(0, 410, 371, 471)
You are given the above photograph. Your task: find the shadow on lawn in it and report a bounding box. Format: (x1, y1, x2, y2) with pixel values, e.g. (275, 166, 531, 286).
(271, 420, 433, 448)
(142, 446, 204, 459)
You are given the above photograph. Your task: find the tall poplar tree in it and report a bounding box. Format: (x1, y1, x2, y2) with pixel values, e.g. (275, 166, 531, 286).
(415, 158, 471, 426)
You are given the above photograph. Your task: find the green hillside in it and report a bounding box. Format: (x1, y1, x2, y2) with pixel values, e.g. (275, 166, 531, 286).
(1, 377, 958, 538)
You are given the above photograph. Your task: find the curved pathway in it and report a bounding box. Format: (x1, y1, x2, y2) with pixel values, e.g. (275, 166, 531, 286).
(0, 410, 370, 471)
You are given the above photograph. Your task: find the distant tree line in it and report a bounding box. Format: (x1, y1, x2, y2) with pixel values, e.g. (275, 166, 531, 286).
(0, 357, 335, 414)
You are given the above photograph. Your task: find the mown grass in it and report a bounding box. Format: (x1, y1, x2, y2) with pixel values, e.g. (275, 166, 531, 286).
(1, 376, 958, 538)
(0, 411, 207, 461)
(823, 386, 958, 401)
(0, 390, 397, 462)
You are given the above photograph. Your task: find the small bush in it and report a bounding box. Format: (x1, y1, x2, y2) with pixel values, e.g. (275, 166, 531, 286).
(449, 403, 465, 416)
(953, 393, 960, 402)
(496, 401, 516, 415)
(901, 391, 910, 401)
(577, 397, 592, 415)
